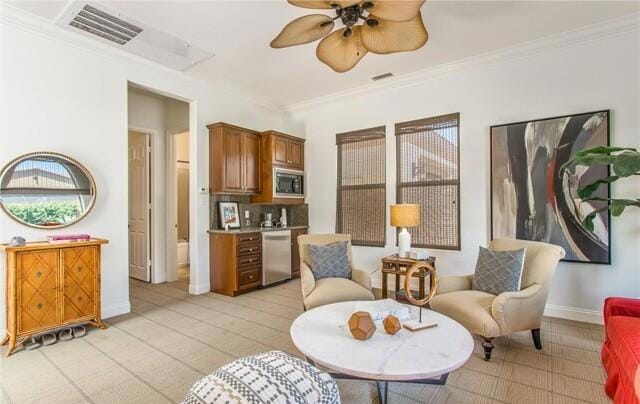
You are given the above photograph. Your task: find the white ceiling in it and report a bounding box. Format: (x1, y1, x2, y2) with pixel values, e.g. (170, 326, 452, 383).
(5, 1, 640, 108)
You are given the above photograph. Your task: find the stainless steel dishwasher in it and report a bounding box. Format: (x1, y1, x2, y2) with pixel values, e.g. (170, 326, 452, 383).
(262, 230, 292, 286)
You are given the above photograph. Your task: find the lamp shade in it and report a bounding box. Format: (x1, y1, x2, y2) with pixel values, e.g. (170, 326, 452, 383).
(390, 204, 420, 227)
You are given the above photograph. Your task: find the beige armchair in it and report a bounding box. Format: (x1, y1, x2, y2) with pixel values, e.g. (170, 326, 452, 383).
(297, 234, 374, 310)
(429, 238, 565, 360)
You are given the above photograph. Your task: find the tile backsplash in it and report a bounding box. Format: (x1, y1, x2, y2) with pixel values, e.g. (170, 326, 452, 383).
(210, 194, 308, 230)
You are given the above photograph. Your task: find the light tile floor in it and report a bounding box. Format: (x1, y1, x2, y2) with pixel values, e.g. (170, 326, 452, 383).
(0, 275, 610, 404)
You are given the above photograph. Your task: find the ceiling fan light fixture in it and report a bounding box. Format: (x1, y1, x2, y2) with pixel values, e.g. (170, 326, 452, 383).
(275, 0, 429, 72)
(366, 18, 379, 27)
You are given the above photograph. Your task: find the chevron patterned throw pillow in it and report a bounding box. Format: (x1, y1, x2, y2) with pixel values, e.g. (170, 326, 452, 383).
(472, 246, 526, 295)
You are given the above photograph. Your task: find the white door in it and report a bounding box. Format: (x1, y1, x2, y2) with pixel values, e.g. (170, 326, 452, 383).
(128, 131, 151, 282)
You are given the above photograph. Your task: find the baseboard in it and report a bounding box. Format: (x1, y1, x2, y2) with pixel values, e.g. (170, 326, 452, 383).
(189, 282, 210, 295)
(101, 301, 131, 319)
(544, 304, 603, 325)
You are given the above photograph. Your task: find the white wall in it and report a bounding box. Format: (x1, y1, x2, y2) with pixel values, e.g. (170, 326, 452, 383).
(285, 30, 640, 323)
(0, 10, 284, 330)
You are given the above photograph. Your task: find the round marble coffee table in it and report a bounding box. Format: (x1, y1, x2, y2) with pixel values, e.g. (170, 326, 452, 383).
(290, 300, 474, 403)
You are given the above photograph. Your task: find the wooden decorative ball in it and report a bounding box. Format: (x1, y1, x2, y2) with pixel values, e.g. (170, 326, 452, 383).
(348, 311, 376, 341)
(383, 315, 401, 335)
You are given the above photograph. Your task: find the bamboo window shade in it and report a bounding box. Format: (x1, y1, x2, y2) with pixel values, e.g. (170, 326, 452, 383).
(336, 126, 386, 247)
(396, 113, 460, 250)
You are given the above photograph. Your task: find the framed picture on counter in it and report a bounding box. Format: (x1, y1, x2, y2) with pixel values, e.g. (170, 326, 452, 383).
(217, 201, 241, 229)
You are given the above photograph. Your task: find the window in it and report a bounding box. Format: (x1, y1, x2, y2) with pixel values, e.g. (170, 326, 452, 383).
(396, 113, 460, 250)
(336, 126, 386, 247)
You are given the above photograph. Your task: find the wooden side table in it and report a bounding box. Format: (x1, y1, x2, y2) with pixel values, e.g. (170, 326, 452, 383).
(381, 254, 436, 300)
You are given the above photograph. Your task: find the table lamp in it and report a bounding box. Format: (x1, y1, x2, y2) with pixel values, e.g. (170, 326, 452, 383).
(390, 204, 420, 258)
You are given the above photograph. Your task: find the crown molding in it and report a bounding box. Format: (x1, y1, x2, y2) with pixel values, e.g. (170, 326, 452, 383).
(0, 4, 285, 114)
(285, 12, 640, 112)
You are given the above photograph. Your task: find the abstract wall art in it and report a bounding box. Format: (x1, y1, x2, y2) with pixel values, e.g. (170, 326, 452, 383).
(490, 110, 610, 264)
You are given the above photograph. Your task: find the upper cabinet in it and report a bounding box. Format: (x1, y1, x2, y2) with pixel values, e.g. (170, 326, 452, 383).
(267, 131, 305, 170)
(208, 123, 261, 194)
(251, 130, 306, 204)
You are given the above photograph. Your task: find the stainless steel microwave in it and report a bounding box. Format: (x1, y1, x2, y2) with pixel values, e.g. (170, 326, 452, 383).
(274, 168, 304, 197)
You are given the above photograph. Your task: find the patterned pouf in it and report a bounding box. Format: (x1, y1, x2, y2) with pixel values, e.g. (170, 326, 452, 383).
(182, 351, 340, 404)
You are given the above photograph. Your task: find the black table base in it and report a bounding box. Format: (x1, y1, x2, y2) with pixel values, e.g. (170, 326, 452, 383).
(306, 357, 449, 404)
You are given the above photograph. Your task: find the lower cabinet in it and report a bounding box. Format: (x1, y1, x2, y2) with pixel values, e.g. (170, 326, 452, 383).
(291, 228, 308, 278)
(2, 239, 108, 357)
(210, 232, 262, 296)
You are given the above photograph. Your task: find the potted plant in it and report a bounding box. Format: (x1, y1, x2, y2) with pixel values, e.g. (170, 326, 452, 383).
(561, 146, 640, 231)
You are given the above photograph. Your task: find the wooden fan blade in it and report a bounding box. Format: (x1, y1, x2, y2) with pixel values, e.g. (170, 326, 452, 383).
(271, 14, 335, 48)
(288, 0, 360, 9)
(367, 0, 425, 22)
(361, 13, 428, 54)
(316, 27, 368, 72)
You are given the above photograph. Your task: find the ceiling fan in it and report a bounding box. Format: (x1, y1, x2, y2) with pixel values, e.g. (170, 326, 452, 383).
(271, 0, 427, 73)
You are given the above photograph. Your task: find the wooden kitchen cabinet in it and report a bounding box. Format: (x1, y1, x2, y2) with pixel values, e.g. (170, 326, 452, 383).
(290, 228, 308, 278)
(251, 130, 305, 205)
(1, 239, 108, 357)
(210, 232, 262, 296)
(263, 130, 304, 170)
(208, 122, 261, 194)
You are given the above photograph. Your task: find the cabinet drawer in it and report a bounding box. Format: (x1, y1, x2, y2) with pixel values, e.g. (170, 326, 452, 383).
(237, 233, 261, 244)
(237, 254, 261, 267)
(238, 268, 261, 287)
(237, 243, 261, 256)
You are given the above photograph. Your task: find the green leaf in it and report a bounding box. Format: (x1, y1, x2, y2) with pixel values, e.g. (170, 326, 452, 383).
(610, 200, 627, 216)
(577, 176, 619, 199)
(561, 147, 640, 174)
(611, 151, 640, 177)
(583, 212, 596, 232)
(573, 146, 635, 157)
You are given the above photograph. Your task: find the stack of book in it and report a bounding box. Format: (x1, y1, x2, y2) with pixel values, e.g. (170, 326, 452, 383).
(47, 234, 91, 243)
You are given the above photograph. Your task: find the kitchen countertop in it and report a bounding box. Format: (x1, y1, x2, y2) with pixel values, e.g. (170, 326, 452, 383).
(207, 225, 308, 234)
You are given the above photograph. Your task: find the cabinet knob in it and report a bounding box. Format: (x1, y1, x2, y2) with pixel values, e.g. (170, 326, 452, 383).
(36, 303, 43, 310)
(36, 271, 42, 278)
(249, 275, 254, 279)
(77, 266, 82, 272)
(248, 259, 253, 263)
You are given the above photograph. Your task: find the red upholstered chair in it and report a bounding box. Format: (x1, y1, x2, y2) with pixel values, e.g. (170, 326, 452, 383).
(602, 297, 640, 404)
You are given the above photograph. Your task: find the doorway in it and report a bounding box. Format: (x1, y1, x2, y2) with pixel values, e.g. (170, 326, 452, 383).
(175, 131, 190, 288)
(127, 84, 191, 287)
(128, 130, 151, 282)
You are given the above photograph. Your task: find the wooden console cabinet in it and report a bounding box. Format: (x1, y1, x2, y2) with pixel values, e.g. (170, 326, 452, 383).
(208, 122, 261, 194)
(1, 238, 108, 356)
(210, 232, 262, 296)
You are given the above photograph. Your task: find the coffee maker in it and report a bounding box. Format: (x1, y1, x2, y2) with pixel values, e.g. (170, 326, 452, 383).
(261, 213, 273, 228)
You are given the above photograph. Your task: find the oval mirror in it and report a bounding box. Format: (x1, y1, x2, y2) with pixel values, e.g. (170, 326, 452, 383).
(0, 152, 96, 229)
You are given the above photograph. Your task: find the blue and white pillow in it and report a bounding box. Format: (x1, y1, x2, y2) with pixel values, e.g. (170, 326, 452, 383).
(472, 246, 526, 295)
(309, 241, 350, 280)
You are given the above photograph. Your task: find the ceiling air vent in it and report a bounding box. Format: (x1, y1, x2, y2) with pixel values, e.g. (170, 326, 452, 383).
(371, 72, 393, 81)
(69, 4, 141, 45)
(58, 2, 213, 71)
